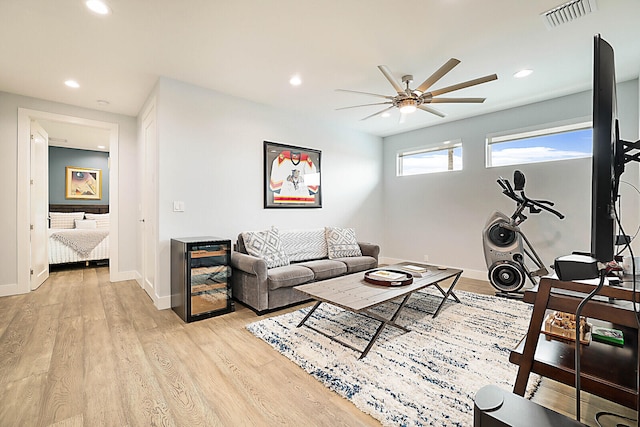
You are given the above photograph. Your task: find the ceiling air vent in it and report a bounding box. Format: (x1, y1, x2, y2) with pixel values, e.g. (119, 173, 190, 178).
(541, 0, 597, 29)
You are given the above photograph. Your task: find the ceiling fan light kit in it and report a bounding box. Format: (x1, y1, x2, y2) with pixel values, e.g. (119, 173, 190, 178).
(337, 58, 497, 121)
(398, 99, 417, 114)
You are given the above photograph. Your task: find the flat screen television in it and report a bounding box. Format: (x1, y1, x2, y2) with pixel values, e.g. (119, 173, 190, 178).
(590, 34, 622, 264)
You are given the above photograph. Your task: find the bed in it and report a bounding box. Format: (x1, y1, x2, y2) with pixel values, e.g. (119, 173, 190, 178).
(48, 204, 110, 265)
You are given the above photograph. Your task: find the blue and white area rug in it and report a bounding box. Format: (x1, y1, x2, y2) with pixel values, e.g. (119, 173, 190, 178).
(247, 289, 540, 426)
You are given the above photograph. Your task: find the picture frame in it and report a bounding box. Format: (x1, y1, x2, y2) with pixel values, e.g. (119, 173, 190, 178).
(264, 141, 322, 208)
(65, 166, 102, 200)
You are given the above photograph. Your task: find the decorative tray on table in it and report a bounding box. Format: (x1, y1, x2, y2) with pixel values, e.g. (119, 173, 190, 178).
(364, 269, 413, 287)
(542, 311, 592, 345)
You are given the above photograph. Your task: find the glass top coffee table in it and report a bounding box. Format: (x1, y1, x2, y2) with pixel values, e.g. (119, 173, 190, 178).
(294, 263, 463, 359)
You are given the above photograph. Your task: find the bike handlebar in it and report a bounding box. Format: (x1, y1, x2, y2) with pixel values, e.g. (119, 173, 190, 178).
(497, 176, 565, 220)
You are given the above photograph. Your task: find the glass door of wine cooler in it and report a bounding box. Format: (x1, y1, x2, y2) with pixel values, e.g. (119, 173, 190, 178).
(188, 242, 231, 316)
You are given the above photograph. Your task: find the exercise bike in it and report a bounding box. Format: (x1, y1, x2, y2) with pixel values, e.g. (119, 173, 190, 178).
(482, 170, 564, 298)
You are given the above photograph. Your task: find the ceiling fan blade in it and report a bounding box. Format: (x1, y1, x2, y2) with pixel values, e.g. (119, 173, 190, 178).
(335, 89, 394, 100)
(418, 104, 446, 118)
(335, 102, 393, 111)
(429, 74, 498, 97)
(414, 58, 461, 94)
(429, 97, 486, 104)
(361, 106, 395, 121)
(377, 65, 406, 96)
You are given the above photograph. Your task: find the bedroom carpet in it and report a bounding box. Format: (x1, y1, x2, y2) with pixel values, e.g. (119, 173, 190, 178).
(247, 288, 540, 426)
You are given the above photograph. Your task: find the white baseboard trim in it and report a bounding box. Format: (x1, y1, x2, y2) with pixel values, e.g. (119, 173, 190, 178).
(110, 270, 139, 283)
(379, 256, 488, 282)
(133, 271, 143, 288)
(127, 270, 170, 310)
(155, 295, 171, 310)
(0, 283, 27, 297)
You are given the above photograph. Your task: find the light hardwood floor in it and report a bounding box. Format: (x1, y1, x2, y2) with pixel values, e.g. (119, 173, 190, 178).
(0, 267, 636, 426)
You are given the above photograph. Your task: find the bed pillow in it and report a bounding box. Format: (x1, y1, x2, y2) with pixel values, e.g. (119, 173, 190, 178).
(84, 213, 110, 229)
(241, 227, 290, 268)
(325, 227, 362, 259)
(49, 212, 85, 229)
(75, 219, 97, 229)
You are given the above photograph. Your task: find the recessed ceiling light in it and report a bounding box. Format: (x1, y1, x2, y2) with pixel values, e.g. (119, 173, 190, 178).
(85, 0, 111, 15)
(514, 69, 533, 79)
(64, 80, 80, 88)
(289, 75, 302, 86)
(381, 112, 391, 118)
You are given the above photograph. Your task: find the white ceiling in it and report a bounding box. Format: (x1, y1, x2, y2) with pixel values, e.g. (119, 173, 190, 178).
(39, 119, 111, 152)
(2, 0, 639, 146)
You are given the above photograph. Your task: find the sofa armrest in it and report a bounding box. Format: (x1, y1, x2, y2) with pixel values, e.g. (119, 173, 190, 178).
(230, 251, 271, 312)
(230, 251, 268, 280)
(358, 242, 380, 262)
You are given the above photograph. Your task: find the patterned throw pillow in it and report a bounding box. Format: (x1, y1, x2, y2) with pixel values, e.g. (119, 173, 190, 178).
(280, 228, 328, 262)
(49, 212, 85, 229)
(325, 227, 362, 259)
(241, 227, 290, 268)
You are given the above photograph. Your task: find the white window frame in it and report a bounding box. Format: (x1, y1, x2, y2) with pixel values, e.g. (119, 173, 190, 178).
(397, 139, 462, 176)
(486, 118, 592, 168)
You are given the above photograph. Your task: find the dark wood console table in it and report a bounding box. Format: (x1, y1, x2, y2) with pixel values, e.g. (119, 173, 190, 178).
(509, 276, 640, 410)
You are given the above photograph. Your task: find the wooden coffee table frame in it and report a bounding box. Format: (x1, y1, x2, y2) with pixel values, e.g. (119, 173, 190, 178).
(294, 265, 463, 359)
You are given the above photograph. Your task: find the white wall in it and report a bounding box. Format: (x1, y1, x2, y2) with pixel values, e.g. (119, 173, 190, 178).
(382, 79, 639, 279)
(0, 91, 139, 291)
(148, 77, 384, 306)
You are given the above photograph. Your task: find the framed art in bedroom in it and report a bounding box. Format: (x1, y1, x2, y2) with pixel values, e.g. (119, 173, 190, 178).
(264, 141, 322, 208)
(65, 166, 102, 200)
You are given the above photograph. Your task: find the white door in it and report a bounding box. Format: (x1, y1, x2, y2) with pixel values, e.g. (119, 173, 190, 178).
(142, 104, 157, 298)
(30, 120, 49, 290)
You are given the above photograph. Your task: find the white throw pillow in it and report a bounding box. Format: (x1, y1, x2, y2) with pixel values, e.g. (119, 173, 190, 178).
(84, 213, 110, 229)
(50, 212, 85, 229)
(75, 219, 97, 229)
(325, 227, 362, 259)
(242, 227, 290, 269)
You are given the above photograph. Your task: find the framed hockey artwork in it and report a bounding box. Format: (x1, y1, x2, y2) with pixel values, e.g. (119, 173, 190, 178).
(264, 141, 322, 208)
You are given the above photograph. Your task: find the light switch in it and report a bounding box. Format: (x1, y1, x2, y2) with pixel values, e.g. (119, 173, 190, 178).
(173, 201, 185, 212)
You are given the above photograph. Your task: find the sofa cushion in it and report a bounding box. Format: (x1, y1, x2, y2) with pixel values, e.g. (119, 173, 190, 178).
(297, 259, 347, 281)
(332, 256, 377, 273)
(280, 228, 328, 262)
(241, 227, 290, 269)
(325, 227, 362, 259)
(267, 265, 314, 290)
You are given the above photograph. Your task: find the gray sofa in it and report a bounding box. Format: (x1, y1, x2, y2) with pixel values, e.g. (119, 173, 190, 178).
(230, 228, 379, 314)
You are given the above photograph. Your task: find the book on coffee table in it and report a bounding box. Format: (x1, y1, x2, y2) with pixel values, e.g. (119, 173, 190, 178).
(368, 270, 407, 281)
(399, 264, 428, 277)
(591, 326, 624, 346)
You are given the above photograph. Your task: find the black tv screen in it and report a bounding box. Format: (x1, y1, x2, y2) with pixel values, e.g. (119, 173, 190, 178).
(590, 34, 618, 264)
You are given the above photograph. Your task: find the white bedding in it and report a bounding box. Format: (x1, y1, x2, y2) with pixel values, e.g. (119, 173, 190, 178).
(48, 228, 110, 264)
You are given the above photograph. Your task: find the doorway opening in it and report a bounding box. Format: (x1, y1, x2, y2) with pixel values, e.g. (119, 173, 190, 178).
(17, 108, 119, 294)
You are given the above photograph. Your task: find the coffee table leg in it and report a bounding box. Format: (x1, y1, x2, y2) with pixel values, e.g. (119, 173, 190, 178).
(431, 272, 462, 318)
(359, 294, 412, 359)
(297, 301, 322, 327)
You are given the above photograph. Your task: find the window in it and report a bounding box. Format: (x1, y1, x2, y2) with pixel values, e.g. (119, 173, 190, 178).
(397, 140, 462, 176)
(486, 121, 592, 167)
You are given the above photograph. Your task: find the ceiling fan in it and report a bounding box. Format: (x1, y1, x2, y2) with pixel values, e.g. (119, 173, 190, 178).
(336, 58, 498, 121)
